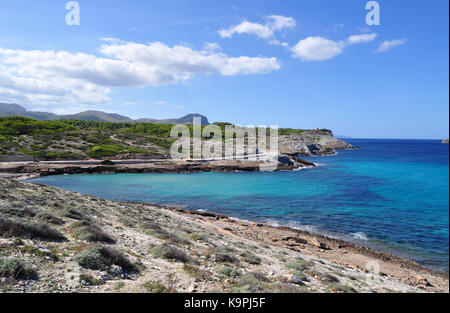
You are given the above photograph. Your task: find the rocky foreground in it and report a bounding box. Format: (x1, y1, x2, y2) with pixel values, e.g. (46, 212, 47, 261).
(0, 178, 448, 293)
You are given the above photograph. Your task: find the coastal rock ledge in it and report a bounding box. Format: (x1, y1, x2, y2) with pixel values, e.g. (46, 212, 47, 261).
(279, 130, 358, 156)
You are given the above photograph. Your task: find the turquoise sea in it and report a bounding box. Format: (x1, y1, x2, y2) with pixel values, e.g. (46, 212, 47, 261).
(31, 139, 449, 272)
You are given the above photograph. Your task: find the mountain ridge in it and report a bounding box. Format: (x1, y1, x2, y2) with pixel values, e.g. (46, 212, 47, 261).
(0, 102, 209, 125)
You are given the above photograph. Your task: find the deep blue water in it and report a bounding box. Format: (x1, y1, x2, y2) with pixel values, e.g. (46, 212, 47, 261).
(31, 139, 449, 272)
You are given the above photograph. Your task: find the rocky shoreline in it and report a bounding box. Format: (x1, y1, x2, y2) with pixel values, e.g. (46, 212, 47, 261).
(0, 156, 316, 179)
(1, 137, 447, 294)
(0, 177, 448, 293)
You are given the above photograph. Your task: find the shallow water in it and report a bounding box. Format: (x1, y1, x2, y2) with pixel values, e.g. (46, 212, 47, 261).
(32, 139, 449, 272)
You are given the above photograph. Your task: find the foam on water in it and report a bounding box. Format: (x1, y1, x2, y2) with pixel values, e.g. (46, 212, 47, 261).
(352, 232, 369, 240)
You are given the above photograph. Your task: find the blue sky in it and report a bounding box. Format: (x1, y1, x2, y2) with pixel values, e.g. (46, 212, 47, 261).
(0, 0, 448, 139)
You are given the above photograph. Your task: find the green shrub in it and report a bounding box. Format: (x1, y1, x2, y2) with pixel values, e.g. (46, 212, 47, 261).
(87, 145, 123, 158)
(142, 281, 168, 293)
(0, 116, 74, 136)
(58, 209, 88, 221)
(308, 270, 340, 284)
(218, 266, 241, 278)
(80, 274, 104, 286)
(35, 211, 64, 225)
(0, 207, 39, 218)
(321, 273, 340, 283)
(286, 258, 311, 272)
(74, 245, 135, 272)
(183, 264, 209, 280)
(20, 245, 59, 261)
(150, 244, 189, 263)
(0, 217, 65, 241)
(240, 251, 261, 265)
(231, 272, 269, 293)
(18, 150, 84, 160)
(329, 283, 356, 293)
(0, 258, 37, 279)
(214, 252, 238, 264)
(189, 233, 205, 242)
(141, 223, 188, 244)
(291, 271, 309, 283)
(70, 221, 115, 243)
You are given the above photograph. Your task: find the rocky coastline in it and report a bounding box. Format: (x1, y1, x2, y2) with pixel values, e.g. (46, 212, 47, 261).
(0, 155, 317, 179)
(0, 177, 448, 293)
(7, 130, 443, 294)
(0, 129, 354, 178)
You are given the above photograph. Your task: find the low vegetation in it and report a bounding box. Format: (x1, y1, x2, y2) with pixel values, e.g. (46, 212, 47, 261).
(0, 217, 66, 241)
(0, 116, 319, 161)
(218, 266, 241, 278)
(141, 222, 188, 244)
(34, 211, 64, 225)
(79, 274, 105, 286)
(149, 244, 189, 263)
(0, 258, 37, 280)
(240, 250, 262, 265)
(73, 245, 136, 272)
(69, 221, 116, 243)
(142, 280, 170, 293)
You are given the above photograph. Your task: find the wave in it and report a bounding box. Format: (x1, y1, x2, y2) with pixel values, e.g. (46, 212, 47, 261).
(265, 219, 318, 233)
(351, 232, 369, 240)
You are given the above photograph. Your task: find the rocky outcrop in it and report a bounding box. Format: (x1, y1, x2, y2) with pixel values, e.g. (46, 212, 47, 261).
(0, 156, 315, 178)
(279, 130, 357, 156)
(442, 139, 449, 144)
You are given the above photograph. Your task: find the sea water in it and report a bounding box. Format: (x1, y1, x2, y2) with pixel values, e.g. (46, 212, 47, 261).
(31, 139, 449, 272)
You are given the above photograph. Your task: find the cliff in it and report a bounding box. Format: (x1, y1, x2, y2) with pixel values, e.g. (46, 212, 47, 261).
(279, 130, 357, 156)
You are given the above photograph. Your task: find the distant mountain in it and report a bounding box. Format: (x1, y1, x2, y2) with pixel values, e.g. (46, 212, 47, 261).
(0, 103, 58, 120)
(0, 103, 27, 115)
(0, 102, 209, 125)
(58, 110, 134, 123)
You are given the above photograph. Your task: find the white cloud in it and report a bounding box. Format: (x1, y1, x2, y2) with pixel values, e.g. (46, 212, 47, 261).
(203, 42, 222, 52)
(266, 15, 296, 32)
(291, 33, 377, 61)
(291, 37, 344, 61)
(269, 39, 290, 48)
(218, 15, 295, 42)
(376, 39, 407, 52)
(0, 41, 281, 106)
(347, 33, 377, 44)
(219, 21, 273, 39)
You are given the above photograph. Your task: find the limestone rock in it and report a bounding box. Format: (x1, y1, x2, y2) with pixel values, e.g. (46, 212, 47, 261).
(310, 238, 331, 250)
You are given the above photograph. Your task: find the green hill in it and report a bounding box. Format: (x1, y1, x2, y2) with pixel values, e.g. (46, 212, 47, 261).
(0, 117, 176, 160)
